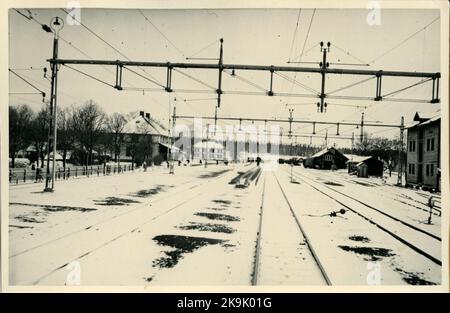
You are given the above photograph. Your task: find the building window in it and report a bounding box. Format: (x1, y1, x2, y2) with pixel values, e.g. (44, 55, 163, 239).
(426, 164, 429, 176)
(430, 164, 434, 176)
(426, 138, 435, 152)
(324, 155, 333, 161)
(409, 140, 416, 152)
(408, 163, 416, 175)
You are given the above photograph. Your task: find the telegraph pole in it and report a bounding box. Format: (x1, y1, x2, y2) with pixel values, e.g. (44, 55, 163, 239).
(44, 17, 64, 192)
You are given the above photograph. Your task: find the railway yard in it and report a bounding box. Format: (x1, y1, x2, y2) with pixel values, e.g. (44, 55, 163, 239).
(8, 163, 442, 286)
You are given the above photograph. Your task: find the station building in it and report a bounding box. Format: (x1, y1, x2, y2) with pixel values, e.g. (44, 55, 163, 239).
(304, 147, 348, 169)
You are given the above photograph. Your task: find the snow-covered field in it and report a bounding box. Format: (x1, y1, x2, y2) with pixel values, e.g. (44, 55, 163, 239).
(8, 163, 442, 286)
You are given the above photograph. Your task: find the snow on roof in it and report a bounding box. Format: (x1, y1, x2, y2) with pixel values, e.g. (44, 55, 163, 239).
(44, 152, 63, 160)
(414, 112, 435, 121)
(123, 114, 167, 136)
(310, 148, 330, 158)
(345, 155, 373, 163)
(407, 112, 440, 129)
(310, 147, 345, 159)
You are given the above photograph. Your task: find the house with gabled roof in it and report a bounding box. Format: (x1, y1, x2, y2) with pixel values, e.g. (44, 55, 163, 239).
(121, 111, 172, 165)
(304, 147, 348, 169)
(405, 111, 440, 190)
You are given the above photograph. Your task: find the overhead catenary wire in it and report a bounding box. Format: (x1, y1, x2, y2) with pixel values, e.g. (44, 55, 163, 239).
(289, 42, 320, 63)
(382, 78, 433, 98)
(60, 8, 163, 86)
(287, 9, 302, 62)
(9, 69, 46, 97)
(17, 9, 138, 89)
(186, 39, 219, 60)
(224, 69, 268, 92)
(173, 68, 216, 90)
(332, 43, 370, 66)
(369, 16, 440, 64)
(62, 64, 115, 88)
(275, 71, 319, 95)
(288, 9, 316, 98)
(123, 66, 165, 88)
(327, 76, 376, 95)
(139, 9, 186, 58)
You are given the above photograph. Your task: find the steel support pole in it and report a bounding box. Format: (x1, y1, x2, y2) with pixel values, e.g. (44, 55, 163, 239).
(44, 35, 59, 192)
(397, 116, 405, 186)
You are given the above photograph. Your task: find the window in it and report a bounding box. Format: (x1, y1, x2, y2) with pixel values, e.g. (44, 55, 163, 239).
(426, 138, 435, 152)
(430, 164, 434, 176)
(426, 164, 429, 176)
(324, 155, 333, 161)
(408, 163, 416, 175)
(409, 140, 416, 152)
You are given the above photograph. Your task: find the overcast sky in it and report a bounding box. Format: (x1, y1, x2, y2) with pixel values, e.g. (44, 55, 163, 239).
(9, 8, 441, 147)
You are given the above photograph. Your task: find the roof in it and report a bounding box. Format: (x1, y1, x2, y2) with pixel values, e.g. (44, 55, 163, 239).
(123, 114, 169, 136)
(159, 142, 182, 152)
(310, 147, 348, 160)
(345, 155, 373, 163)
(44, 152, 64, 160)
(310, 148, 329, 158)
(414, 112, 435, 122)
(407, 112, 441, 129)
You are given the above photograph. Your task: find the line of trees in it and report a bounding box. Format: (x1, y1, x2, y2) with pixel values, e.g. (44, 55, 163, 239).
(9, 100, 156, 169)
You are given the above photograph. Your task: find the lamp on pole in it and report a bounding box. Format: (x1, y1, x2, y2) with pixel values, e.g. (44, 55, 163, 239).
(44, 16, 64, 192)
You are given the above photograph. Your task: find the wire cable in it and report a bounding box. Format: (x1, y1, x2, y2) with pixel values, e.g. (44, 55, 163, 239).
(369, 16, 440, 64)
(63, 64, 115, 88)
(138, 9, 186, 58)
(287, 9, 302, 62)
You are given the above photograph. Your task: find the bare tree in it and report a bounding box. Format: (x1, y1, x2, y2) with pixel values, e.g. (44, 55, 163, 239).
(72, 100, 106, 166)
(57, 106, 76, 170)
(107, 112, 127, 164)
(30, 106, 49, 168)
(9, 104, 33, 168)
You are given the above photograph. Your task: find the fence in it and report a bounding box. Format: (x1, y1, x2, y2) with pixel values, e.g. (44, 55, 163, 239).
(9, 164, 134, 185)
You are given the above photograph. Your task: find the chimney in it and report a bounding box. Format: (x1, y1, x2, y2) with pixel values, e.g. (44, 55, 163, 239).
(139, 111, 144, 117)
(145, 113, 150, 120)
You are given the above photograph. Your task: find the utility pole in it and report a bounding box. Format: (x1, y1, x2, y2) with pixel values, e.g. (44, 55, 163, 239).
(319, 41, 331, 113)
(205, 123, 209, 168)
(170, 98, 176, 174)
(360, 112, 365, 143)
(288, 109, 294, 182)
(44, 17, 64, 192)
(217, 38, 224, 108)
(397, 116, 405, 186)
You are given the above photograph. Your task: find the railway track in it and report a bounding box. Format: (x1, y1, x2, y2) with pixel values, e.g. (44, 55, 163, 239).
(251, 171, 331, 285)
(289, 168, 442, 266)
(306, 169, 441, 216)
(10, 168, 240, 285)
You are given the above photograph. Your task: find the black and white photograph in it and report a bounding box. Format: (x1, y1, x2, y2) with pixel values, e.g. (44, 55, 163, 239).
(1, 1, 449, 291)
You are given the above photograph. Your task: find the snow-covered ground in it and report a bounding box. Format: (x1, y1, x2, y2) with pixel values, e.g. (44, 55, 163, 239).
(8, 163, 442, 286)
